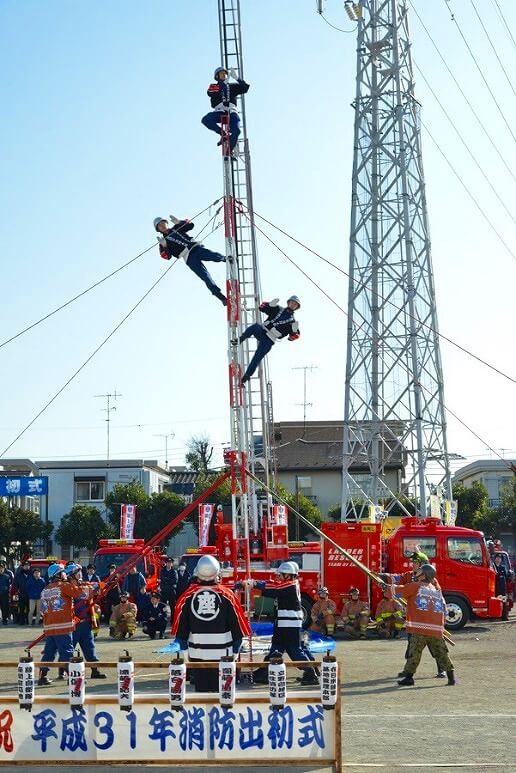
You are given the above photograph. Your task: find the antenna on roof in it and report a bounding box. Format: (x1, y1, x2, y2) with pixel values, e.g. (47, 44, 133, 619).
(292, 365, 318, 437)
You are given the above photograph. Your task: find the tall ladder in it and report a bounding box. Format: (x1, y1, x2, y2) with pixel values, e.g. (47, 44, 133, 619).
(217, 0, 274, 545)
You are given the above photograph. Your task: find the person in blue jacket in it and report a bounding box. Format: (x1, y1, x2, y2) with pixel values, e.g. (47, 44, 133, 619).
(154, 216, 227, 306)
(201, 66, 250, 154)
(239, 296, 301, 385)
(26, 568, 46, 625)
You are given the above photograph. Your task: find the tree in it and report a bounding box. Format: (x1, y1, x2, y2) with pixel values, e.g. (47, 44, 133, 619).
(275, 483, 322, 540)
(105, 481, 149, 531)
(55, 505, 113, 552)
(185, 434, 214, 473)
(474, 478, 516, 538)
(137, 491, 186, 543)
(0, 500, 53, 562)
(452, 481, 489, 529)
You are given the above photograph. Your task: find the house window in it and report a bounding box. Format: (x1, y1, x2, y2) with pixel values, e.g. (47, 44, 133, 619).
(75, 480, 105, 502)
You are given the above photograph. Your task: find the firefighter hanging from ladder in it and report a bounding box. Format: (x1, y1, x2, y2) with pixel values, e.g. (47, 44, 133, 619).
(154, 216, 227, 306)
(202, 66, 250, 157)
(239, 296, 301, 385)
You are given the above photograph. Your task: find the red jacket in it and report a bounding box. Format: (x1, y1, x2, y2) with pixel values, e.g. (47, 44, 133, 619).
(389, 580, 446, 638)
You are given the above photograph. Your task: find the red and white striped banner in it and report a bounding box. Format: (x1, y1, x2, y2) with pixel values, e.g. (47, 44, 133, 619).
(120, 504, 137, 540)
(199, 503, 215, 547)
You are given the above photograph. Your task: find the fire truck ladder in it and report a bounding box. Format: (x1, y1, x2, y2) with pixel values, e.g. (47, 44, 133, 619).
(218, 0, 273, 548)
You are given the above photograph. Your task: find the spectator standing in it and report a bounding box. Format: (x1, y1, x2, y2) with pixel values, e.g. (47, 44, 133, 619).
(14, 560, 32, 624)
(26, 568, 46, 625)
(176, 561, 191, 598)
(160, 557, 178, 618)
(0, 560, 12, 625)
(104, 564, 121, 622)
(84, 564, 100, 586)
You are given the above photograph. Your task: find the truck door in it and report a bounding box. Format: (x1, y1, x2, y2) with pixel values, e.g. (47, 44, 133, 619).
(443, 535, 493, 625)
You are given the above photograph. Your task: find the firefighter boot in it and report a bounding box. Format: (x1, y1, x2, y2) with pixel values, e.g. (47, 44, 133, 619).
(38, 669, 52, 687)
(300, 668, 319, 686)
(447, 670, 456, 686)
(252, 668, 268, 685)
(90, 668, 107, 679)
(397, 674, 415, 687)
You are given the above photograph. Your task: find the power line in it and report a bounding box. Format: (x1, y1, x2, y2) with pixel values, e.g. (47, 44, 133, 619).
(413, 58, 516, 226)
(443, 0, 516, 146)
(0, 261, 179, 458)
(470, 0, 516, 100)
(242, 206, 516, 385)
(409, 1, 516, 186)
(0, 199, 221, 352)
(244, 212, 515, 474)
(489, 0, 516, 52)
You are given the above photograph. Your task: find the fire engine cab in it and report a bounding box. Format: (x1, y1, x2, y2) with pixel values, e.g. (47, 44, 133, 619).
(93, 539, 165, 590)
(322, 518, 507, 630)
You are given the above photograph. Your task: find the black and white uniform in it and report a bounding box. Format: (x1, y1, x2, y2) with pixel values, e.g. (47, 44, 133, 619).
(172, 581, 251, 692)
(253, 579, 317, 680)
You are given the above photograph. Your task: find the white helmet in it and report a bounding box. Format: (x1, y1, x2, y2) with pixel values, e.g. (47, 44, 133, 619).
(195, 555, 220, 581)
(277, 561, 299, 576)
(287, 295, 301, 308)
(153, 216, 167, 230)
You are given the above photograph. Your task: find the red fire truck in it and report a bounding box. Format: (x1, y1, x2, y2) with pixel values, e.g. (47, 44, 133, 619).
(321, 518, 507, 630)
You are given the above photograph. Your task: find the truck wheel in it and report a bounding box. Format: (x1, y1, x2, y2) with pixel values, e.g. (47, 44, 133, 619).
(301, 596, 313, 629)
(444, 595, 469, 630)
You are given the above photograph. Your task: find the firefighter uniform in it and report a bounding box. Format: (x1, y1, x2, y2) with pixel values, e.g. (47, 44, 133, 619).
(172, 579, 251, 692)
(72, 583, 105, 678)
(341, 590, 370, 638)
(109, 594, 137, 639)
(388, 565, 455, 686)
(251, 570, 318, 685)
(374, 595, 404, 638)
(310, 593, 337, 635)
(38, 566, 84, 685)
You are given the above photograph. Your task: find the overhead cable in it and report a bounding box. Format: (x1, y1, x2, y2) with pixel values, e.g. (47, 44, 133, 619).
(0, 261, 178, 457)
(409, 1, 516, 186)
(442, 0, 516, 146)
(244, 211, 515, 474)
(489, 0, 516, 52)
(414, 59, 516, 227)
(0, 199, 221, 352)
(241, 205, 516, 385)
(470, 0, 516, 100)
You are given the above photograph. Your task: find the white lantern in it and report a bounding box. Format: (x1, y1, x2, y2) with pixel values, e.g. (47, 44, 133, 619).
(219, 656, 236, 708)
(169, 658, 187, 710)
(18, 653, 34, 712)
(268, 656, 286, 711)
(117, 651, 134, 712)
(321, 654, 338, 710)
(69, 654, 86, 708)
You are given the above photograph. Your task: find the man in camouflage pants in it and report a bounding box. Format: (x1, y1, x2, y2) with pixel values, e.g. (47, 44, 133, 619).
(385, 564, 455, 687)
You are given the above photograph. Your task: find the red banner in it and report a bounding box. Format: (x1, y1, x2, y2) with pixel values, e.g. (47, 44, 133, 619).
(199, 503, 215, 547)
(120, 504, 137, 540)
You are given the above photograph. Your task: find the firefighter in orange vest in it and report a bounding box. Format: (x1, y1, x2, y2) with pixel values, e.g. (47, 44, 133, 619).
(375, 587, 404, 638)
(310, 587, 337, 635)
(384, 564, 455, 687)
(38, 563, 86, 686)
(341, 587, 370, 639)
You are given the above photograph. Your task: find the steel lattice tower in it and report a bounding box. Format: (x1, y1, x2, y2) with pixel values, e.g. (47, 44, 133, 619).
(217, 0, 274, 557)
(341, 0, 452, 520)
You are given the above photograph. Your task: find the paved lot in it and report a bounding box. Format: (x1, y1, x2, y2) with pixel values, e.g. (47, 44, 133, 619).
(0, 613, 515, 771)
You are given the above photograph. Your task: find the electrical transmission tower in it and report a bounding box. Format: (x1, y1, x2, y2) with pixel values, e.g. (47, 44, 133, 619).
(341, 0, 451, 520)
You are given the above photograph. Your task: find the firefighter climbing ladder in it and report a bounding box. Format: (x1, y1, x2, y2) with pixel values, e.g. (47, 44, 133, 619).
(218, 0, 274, 566)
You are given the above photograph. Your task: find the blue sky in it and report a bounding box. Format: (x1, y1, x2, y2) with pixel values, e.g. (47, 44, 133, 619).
(0, 0, 515, 476)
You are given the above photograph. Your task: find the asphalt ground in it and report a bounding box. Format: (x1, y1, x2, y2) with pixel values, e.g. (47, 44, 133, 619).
(0, 612, 515, 772)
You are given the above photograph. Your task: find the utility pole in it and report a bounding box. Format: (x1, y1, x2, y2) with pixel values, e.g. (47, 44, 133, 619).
(292, 365, 318, 436)
(154, 432, 175, 471)
(95, 391, 121, 468)
(342, 0, 451, 521)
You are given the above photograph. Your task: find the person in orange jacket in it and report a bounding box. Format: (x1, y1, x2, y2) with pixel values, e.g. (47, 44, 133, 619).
(38, 563, 87, 686)
(384, 564, 455, 687)
(310, 587, 337, 635)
